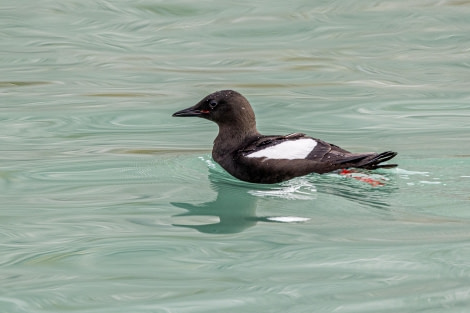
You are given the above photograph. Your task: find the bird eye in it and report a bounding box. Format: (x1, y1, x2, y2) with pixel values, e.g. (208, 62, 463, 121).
(208, 100, 218, 109)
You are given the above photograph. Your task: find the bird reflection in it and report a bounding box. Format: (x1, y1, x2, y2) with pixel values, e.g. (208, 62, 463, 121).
(171, 170, 262, 234)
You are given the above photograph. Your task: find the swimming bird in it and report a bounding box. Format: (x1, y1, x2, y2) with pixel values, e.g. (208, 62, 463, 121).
(172, 90, 397, 184)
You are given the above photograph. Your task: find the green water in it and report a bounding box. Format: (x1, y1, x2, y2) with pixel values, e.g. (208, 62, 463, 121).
(1, 0, 470, 312)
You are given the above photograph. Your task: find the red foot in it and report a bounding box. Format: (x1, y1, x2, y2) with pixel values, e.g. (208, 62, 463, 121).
(339, 169, 385, 187)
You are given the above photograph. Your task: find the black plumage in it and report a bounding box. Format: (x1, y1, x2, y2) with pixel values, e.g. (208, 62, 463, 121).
(173, 90, 397, 184)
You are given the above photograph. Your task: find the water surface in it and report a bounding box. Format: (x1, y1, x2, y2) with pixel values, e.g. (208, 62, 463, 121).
(1, 0, 470, 312)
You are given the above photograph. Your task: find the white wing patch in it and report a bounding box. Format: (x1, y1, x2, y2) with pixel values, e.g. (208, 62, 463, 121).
(246, 138, 317, 160)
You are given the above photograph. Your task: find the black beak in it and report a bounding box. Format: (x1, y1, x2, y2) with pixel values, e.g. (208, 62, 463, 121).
(172, 106, 208, 117)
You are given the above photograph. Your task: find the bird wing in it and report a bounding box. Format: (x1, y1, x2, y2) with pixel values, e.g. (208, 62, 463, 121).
(239, 133, 395, 170)
(239, 133, 307, 155)
(240, 133, 347, 161)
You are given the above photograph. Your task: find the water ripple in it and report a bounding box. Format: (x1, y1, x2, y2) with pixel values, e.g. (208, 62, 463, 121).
(3, 0, 470, 312)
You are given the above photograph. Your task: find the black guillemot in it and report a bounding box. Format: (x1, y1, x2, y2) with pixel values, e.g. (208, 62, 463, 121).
(172, 90, 397, 184)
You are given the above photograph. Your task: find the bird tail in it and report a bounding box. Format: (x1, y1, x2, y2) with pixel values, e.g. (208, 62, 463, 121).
(338, 151, 398, 170)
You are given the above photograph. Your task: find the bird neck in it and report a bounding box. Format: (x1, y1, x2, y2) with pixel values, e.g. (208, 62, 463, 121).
(213, 124, 260, 158)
